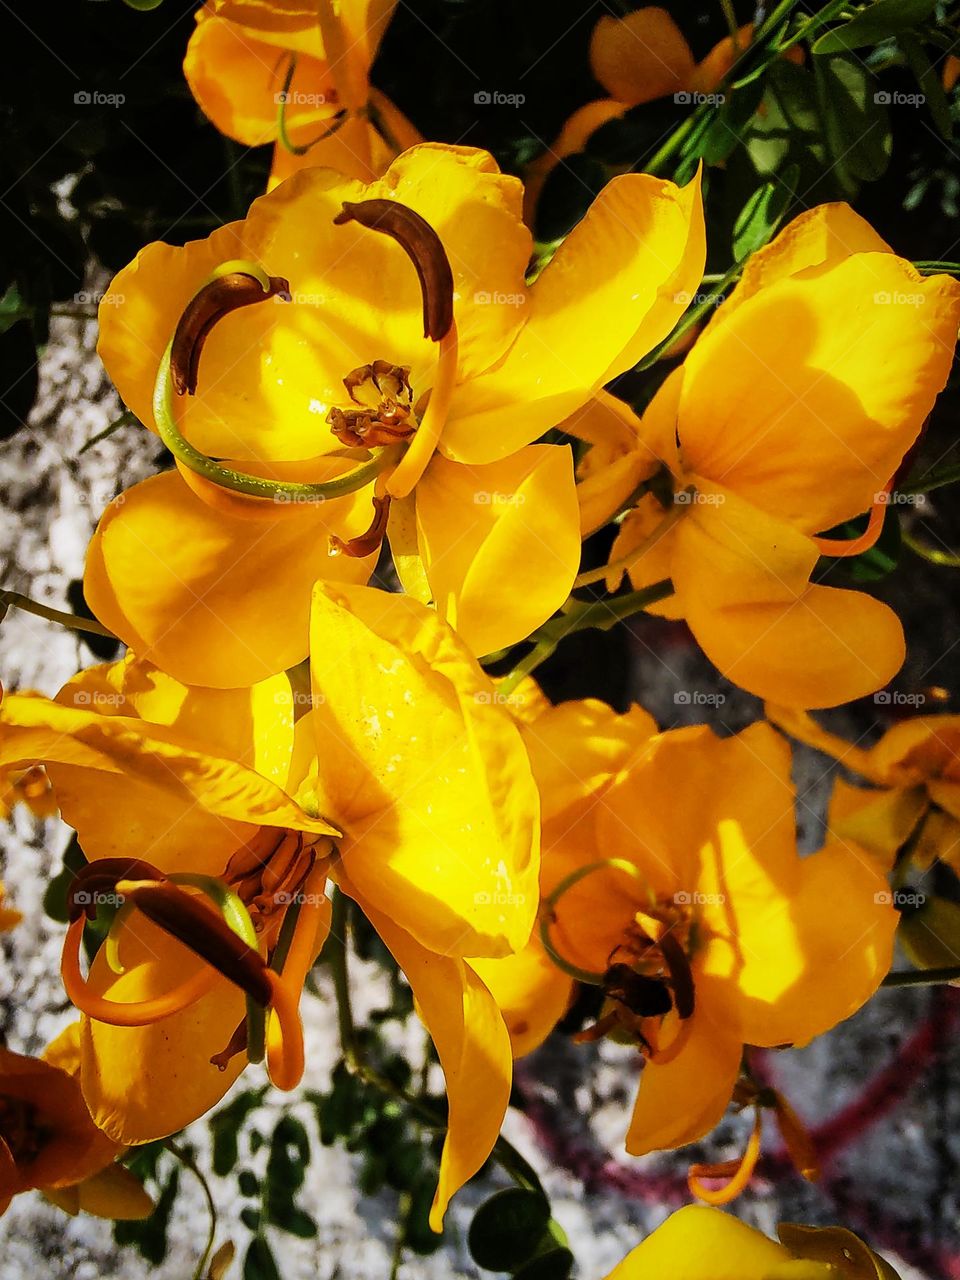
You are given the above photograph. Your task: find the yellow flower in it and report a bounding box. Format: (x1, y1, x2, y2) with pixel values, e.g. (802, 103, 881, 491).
(602, 1205, 901, 1280)
(580, 204, 960, 708)
(525, 8, 753, 226)
(89, 143, 705, 685)
(480, 707, 895, 1158)
(0, 1023, 151, 1221)
(1, 763, 58, 821)
(0, 584, 539, 1229)
(184, 0, 421, 189)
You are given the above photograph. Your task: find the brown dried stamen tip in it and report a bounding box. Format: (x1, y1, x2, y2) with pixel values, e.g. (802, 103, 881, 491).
(333, 199, 454, 342)
(330, 494, 391, 558)
(67, 856, 167, 922)
(171, 272, 290, 397)
(121, 882, 273, 1006)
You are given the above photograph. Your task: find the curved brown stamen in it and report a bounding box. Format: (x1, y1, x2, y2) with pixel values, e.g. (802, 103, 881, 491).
(659, 930, 695, 1020)
(330, 493, 391, 559)
(334, 199, 454, 341)
(67, 858, 168, 922)
(171, 272, 290, 396)
(117, 881, 272, 1006)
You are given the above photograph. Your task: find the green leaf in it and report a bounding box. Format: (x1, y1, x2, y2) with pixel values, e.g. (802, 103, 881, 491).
(243, 1237, 280, 1280)
(512, 1248, 576, 1280)
(122, 0, 165, 9)
(813, 0, 936, 54)
(901, 896, 960, 970)
(237, 1171, 259, 1199)
(732, 167, 798, 262)
(814, 54, 892, 188)
(468, 1188, 551, 1272)
(209, 1089, 267, 1176)
(0, 284, 28, 336)
(43, 834, 87, 923)
(746, 61, 825, 178)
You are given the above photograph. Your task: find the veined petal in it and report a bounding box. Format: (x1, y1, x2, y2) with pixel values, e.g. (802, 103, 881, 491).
(603, 1205, 790, 1280)
(309, 583, 539, 958)
(56, 653, 295, 788)
(84, 463, 376, 689)
(677, 255, 960, 532)
(626, 998, 742, 1154)
(80, 921, 247, 1143)
(440, 170, 705, 464)
(415, 445, 580, 658)
(184, 9, 335, 146)
(351, 894, 513, 1231)
(0, 692, 335, 873)
(54, 1163, 154, 1220)
(589, 9, 695, 105)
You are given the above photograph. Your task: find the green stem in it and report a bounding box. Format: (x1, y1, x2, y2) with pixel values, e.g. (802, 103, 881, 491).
(913, 260, 960, 274)
(276, 52, 348, 156)
(633, 263, 742, 374)
(494, 579, 674, 695)
(154, 340, 393, 503)
(903, 530, 960, 568)
(882, 965, 960, 988)
(77, 411, 138, 456)
(163, 1139, 218, 1280)
(0, 589, 116, 638)
(902, 460, 960, 495)
(328, 888, 359, 1070)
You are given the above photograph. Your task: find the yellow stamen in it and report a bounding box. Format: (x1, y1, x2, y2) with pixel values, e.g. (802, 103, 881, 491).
(687, 1106, 763, 1205)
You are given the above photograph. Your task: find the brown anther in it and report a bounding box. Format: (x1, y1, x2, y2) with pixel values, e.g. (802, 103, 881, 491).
(327, 406, 416, 448)
(603, 963, 673, 1019)
(330, 494, 391, 559)
(171, 271, 290, 397)
(121, 882, 272, 1006)
(67, 858, 168, 923)
(658, 931, 695, 1020)
(343, 360, 412, 406)
(333, 199, 454, 341)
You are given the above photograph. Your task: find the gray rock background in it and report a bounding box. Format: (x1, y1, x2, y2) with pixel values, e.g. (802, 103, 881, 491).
(2, 314, 957, 1279)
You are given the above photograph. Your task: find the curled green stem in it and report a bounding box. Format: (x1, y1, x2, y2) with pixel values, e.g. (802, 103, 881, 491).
(162, 1139, 218, 1280)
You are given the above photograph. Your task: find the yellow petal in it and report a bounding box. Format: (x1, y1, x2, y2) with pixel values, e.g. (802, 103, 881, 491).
(701, 840, 896, 1048)
(689, 25, 754, 95)
(70, 1164, 154, 1220)
(85, 463, 376, 689)
(309, 583, 539, 958)
(827, 779, 926, 865)
(441, 170, 705, 464)
(351, 894, 513, 1232)
(80, 921, 247, 1143)
(0, 692, 335, 874)
(615, 495, 685, 618)
(589, 9, 695, 105)
(470, 935, 573, 1058)
(603, 1206, 790, 1280)
(563, 392, 660, 537)
(671, 489, 905, 707)
(415, 445, 580, 658)
(764, 702, 885, 783)
(626, 1001, 743, 1154)
(677, 255, 960, 533)
(184, 9, 335, 146)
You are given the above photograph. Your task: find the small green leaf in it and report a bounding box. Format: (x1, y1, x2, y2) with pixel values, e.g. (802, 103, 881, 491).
(468, 1188, 551, 1272)
(814, 54, 892, 188)
(732, 167, 798, 262)
(813, 0, 936, 54)
(243, 1237, 280, 1280)
(237, 1171, 259, 1199)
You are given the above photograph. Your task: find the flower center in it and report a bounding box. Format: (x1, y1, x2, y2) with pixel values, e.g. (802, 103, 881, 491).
(223, 828, 325, 948)
(0, 1094, 46, 1166)
(327, 361, 416, 448)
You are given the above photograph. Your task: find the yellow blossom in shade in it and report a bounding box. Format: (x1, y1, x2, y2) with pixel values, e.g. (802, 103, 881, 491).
(88, 143, 704, 685)
(0, 584, 539, 1229)
(765, 704, 960, 868)
(0, 1023, 151, 1221)
(576, 203, 960, 709)
(524, 8, 756, 226)
(1, 763, 58, 821)
(184, 0, 421, 189)
(484, 709, 896, 1154)
(602, 1205, 902, 1280)
(0, 882, 21, 932)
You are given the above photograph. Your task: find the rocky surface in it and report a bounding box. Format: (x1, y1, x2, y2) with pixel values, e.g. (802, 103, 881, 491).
(1, 315, 955, 1279)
